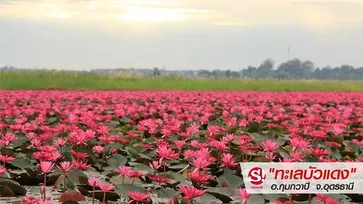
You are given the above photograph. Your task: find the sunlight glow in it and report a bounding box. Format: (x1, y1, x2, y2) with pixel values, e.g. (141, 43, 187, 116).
(119, 7, 185, 22)
(52, 11, 71, 19)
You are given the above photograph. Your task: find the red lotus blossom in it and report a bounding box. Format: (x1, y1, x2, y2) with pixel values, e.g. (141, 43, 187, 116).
(316, 195, 342, 204)
(237, 188, 251, 204)
(174, 140, 185, 149)
(30, 139, 43, 148)
(190, 157, 211, 169)
(179, 185, 207, 199)
(71, 150, 88, 160)
(331, 124, 344, 136)
(310, 147, 331, 157)
(21, 196, 43, 204)
(49, 152, 63, 161)
(260, 139, 279, 152)
(92, 145, 104, 153)
(98, 183, 115, 204)
(195, 148, 212, 159)
(0, 154, 15, 164)
(149, 159, 163, 170)
(88, 177, 100, 186)
(222, 134, 235, 143)
(297, 139, 311, 150)
(155, 146, 179, 160)
(207, 125, 224, 137)
(131, 171, 145, 178)
(186, 123, 200, 135)
(98, 135, 115, 144)
(110, 148, 118, 154)
(188, 170, 211, 184)
(183, 150, 195, 159)
(128, 191, 151, 203)
(127, 131, 139, 138)
(68, 131, 92, 146)
(289, 137, 302, 151)
(190, 140, 208, 148)
(54, 138, 67, 147)
(38, 145, 57, 153)
(40, 161, 54, 173)
(1, 133, 15, 146)
(210, 140, 229, 151)
(326, 141, 341, 148)
(116, 166, 134, 178)
(98, 183, 115, 192)
(0, 166, 6, 175)
(148, 175, 172, 184)
(72, 160, 91, 170)
(221, 153, 238, 167)
(289, 151, 305, 162)
(57, 161, 73, 173)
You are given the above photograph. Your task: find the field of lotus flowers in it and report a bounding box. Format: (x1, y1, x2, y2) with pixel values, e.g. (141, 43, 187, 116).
(0, 90, 362, 204)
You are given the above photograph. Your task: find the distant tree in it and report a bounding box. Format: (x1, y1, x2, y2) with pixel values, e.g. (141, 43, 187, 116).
(230, 71, 240, 78)
(225, 69, 231, 78)
(256, 58, 275, 78)
(153, 67, 161, 76)
(301, 60, 314, 78)
(258, 58, 274, 71)
(242, 66, 258, 78)
(276, 58, 313, 79)
(198, 70, 211, 78)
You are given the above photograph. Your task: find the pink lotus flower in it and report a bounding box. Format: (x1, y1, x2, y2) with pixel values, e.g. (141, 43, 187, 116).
(237, 188, 251, 204)
(40, 161, 54, 173)
(179, 185, 207, 199)
(260, 139, 279, 152)
(221, 153, 238, 167)
(155, 146, 179, 160)
(71, 150, 88, 160)
(1, 133, 15, 146)
(98, 183, 115, 204)
(188, 170, 211, 184)
(128, 191, 151, 203)
(148, 175, 172, 184)
(88, 177, 100, 186)
(0, 166, 6, 175)
(131, 171, 145, 178)
(149, 159, 163, 170)
(98, 183, 115, 192)
(88, 177, 100, 204)
(54, 138, 67, 147)
(174, 140, 185, 149)
(72, 160, 91, 170)
(310, 147, 331, 157)
(92, 145, 104, 153)
(290, 151, 305, 162)
(116, 165, 134, 183)
(57, 161, 73, 173)
(190, 157, 211, 169)
(183, 150, 195, 159)
(222, 134, 235, 143)
(316, 195, 342, 204)
(0, 154, 15, 164)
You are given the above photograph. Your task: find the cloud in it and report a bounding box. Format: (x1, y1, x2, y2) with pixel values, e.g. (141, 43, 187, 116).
(0, 0, 362, 32)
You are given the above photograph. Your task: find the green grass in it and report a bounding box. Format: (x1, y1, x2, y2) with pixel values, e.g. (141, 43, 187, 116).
(1, 71, 362, 91)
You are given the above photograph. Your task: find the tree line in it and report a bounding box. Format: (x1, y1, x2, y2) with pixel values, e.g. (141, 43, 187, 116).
(197, 58, 363, 80)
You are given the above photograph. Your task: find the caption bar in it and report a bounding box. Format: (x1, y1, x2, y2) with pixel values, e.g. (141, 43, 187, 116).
(240, 162, 363, 194)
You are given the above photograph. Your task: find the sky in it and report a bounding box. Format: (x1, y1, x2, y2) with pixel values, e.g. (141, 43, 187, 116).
(0, 0, 363, 70)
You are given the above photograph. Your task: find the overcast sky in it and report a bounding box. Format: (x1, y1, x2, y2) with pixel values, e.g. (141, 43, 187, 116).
(0, 0, 363, 70)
